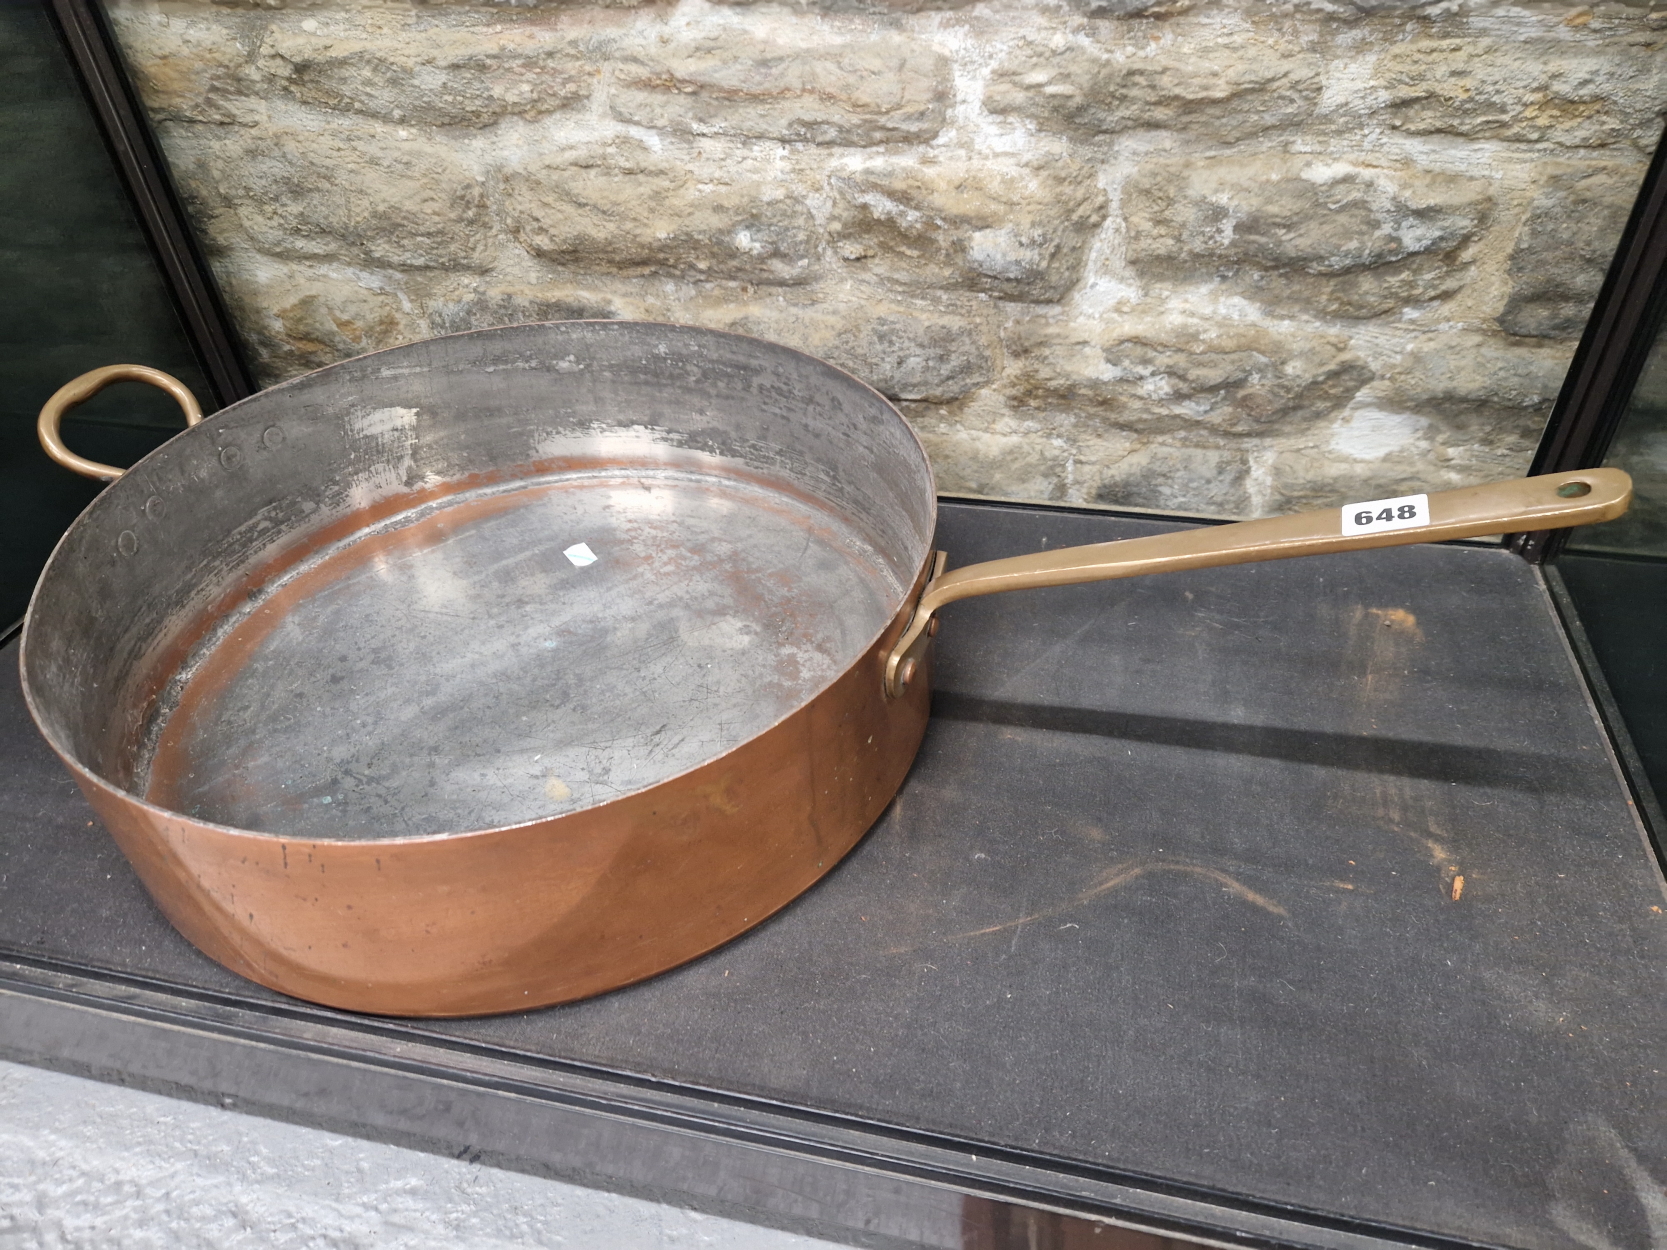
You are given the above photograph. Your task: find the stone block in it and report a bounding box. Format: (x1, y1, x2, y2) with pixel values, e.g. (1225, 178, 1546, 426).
(704, 299, 995, 402)
(226, 126, 494, 270)
(829, 157, 1106, 303)
(1090, 443, 1252, 516)
(206, 0, 652, 8)
(424, 287, 628, 338)
(1500, 161, 1643, 340)
(984, 30, 1320, 141)
(1124, 156, 1492, 317)
(144, 127, 245, 253)
(106, 8, 262, 126)
(1377, 332, 1573, 450)
(1374, 31, 1667, 149)
(904, 400, 1259, 515)
(1069, 0, 1193, 15)
(1262, 442, 1534, 517)
(898, 405, 1078, 501)
(257, 23, 596, 127)
(1006, 314, 1373, 437)
(610, 34, 948, 146)
(502, 142, 817, 285)
(222, 269, 422, 383)
(705, 0, 976, 13)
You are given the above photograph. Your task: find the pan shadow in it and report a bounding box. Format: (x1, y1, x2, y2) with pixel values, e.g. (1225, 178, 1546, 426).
(930, 692, 1591, 795)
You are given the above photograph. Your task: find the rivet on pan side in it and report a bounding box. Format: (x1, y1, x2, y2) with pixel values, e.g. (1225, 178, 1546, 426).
(263, 426, 285, 448)
(144, 496, 166, 521)
(219, 446, 243, 470)
(116, 531, 138, 557)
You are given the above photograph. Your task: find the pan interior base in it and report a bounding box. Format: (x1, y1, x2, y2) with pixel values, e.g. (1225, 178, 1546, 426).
(143, 469, 902, 840)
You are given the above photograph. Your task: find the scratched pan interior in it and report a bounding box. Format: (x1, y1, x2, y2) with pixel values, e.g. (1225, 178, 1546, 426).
(22, 322, 936, 840)
(146, 470, 903, 838)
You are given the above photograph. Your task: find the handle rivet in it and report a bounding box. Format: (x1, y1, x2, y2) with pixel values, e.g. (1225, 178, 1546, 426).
(898, 658, 918, 688)
(926, 617, 939, 637)
(1556, 481, 1592, 498)
(117, 530, 139, 557)
(219, 446, 243, 470)
(263, 426, 285, 448)
(144, 496, 166, 521)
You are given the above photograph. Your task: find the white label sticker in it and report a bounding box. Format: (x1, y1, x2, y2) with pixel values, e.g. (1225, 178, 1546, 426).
(563, 542, 598, 567)
(1341, 493, 1430, 535)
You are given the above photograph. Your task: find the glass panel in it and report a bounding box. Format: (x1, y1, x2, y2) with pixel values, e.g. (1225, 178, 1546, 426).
(1566, 332, 1667, 559)
(1556, 311, 1667, 816)
(0, 0, 215, 627)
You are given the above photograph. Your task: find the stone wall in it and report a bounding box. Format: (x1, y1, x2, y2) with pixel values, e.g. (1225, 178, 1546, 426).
(107, 0, 1667, 517)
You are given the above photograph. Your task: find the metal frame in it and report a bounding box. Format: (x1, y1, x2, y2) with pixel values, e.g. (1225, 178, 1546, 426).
(1505, 121, 1667, 855)
(41, 0, 255, 410)
(1510, 122, 1667, 562)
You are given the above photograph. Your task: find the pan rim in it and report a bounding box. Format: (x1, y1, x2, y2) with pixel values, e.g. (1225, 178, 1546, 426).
(20, 320, 939, 846)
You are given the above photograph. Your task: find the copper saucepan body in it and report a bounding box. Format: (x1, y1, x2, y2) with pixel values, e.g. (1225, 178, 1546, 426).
(22, 323, 1631, 1016)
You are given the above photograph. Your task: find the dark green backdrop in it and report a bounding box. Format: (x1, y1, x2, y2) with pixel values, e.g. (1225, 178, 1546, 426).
(0, 0, 216, 627)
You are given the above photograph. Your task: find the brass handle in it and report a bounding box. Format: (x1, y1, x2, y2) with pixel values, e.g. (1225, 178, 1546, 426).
(885, 468, 1634, 696)
(38, 364, 204, 481)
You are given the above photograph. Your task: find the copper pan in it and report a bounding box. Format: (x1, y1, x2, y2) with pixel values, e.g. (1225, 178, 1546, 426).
(22, 323, 1631, 1016)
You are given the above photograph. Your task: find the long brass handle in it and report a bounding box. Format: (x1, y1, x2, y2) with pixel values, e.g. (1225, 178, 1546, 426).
(38, 364, 204, 481)
(884, 468, 1633, 696)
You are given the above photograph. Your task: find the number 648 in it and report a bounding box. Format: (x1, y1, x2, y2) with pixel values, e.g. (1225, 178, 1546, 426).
(1355, 504, 1419, 526)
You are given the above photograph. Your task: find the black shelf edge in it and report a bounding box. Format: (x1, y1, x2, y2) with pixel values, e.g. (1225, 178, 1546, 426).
(0, 953, 1502, 1250)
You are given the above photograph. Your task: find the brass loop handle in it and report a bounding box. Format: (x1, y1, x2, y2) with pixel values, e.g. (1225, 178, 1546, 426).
(38, 364, 204, 482)
(885, 468, 1635, 697)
